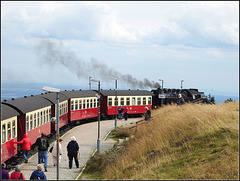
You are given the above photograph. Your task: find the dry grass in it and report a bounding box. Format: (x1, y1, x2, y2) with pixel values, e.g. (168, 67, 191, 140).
(82, 102, 239, 180)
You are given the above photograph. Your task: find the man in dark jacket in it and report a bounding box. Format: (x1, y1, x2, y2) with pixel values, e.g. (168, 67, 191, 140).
(177, 93, 185, 105)
(35, 132, 49, 172)
(67, 136, 79, 169)
(30, 164, 47, 180)
(144, 107, 151, 121)
(1, 162, 9, 180)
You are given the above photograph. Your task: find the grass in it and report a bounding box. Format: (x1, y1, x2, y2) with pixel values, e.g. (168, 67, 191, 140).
(80, 101, 239, 180)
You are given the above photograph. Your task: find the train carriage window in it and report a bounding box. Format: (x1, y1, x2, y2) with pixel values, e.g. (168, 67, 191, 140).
(75, 100, 78, 110)
(137, 97, 141, 105)
(79, 99, 82, 109)
(12, 120, 16, 138)
(108, 98, 112, 106)
(43, 111, 46, 124)
(2, 124, 6, 143)
(30, 114, 33, 130)
(46, 109, 48, 122)
(143, 97, 146, 105)
(87, 99, 89, 108)
(60, 104, 62, 116)
(121, 97, 124, 106)
(115, 97, 119, 106)
(37, 113, 40, 126)
(49, 108, 51, 119)
(40, 111, 43, 125)
(94, 99, 96, 108)
(7, 122, 11, 140)
(126, 97, 130, 106)
(71, 101, 74, 111)
(148, 97, 152, 105)
(132, 97, 136, 106)
(90, 99, 93, 108)
(34, 113, 36, 128)
(83, 99, 86, 109)
(26, 115, 29, 131)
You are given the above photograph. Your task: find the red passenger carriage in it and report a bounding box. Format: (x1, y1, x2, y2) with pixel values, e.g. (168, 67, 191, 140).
(99, 90, 153, 118)
(61, 90, 99, 122)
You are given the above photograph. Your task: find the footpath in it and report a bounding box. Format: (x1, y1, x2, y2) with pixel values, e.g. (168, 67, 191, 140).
(9, 118, 142, 180)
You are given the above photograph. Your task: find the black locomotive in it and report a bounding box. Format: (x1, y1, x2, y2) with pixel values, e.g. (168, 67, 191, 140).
(151, 88, 207, 108)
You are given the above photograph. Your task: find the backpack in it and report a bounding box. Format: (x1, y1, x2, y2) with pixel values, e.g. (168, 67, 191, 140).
(39, 138, 47, 150)
(118, 107, 123, 112)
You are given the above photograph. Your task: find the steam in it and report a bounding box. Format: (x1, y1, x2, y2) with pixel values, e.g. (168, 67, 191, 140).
(36, 39, 160, 89)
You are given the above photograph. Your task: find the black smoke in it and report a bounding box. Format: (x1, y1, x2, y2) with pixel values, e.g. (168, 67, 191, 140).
(35, 39, 160, 89)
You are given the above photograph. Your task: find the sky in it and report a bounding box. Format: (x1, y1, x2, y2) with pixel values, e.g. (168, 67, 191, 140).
(1, 1, 239, 96)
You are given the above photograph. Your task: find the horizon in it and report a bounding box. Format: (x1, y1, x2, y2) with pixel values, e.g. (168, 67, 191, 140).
(1, 82, 238, 104)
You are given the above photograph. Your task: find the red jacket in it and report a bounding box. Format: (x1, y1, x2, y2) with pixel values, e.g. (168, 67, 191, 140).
(123, 107, 128, 114)
(10, 171, 26, 180)
(14, 134, 32, 151)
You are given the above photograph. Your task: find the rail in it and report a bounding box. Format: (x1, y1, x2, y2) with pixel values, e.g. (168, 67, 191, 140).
(191, 98, 204, 104)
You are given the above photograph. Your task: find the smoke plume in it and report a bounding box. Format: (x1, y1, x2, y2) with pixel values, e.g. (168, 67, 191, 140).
(35, 39, 160, 89)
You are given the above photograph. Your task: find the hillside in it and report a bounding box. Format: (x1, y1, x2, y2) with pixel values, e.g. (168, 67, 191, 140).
(81, 102, 239, 180)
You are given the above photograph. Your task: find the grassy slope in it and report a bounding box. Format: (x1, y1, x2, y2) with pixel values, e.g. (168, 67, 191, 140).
(81, 102, 239, 180)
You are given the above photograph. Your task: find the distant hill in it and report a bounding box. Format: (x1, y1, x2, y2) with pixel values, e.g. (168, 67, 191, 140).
(1, 82, 239, 104)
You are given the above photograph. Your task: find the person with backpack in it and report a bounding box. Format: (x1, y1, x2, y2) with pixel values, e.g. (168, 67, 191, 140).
(10, 165, 25, 180)
(13, 134, 32, 163)
(35, 132, 49, 172)
(118, 105, 124, 120)
(30, 164, 47, 180)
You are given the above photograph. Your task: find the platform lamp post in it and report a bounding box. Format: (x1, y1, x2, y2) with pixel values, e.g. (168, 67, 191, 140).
(159, 79, 164, 106)
(111, 77, 118, 129)
(91, 78, 101, 153)
(89, 76, 93, 90)
(41, 86, 60, 180)
(181, 80, 184, 90)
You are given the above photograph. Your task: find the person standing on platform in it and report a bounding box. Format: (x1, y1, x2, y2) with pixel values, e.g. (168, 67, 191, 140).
(1, 162, 9, 180)
(118, 105, 124, 120)
(51, 138, 63, 166)
(9, 166, 25, 180)
(13, 134, 32, 163)
(123, 106, 128, 120)
(30, 164, 47, 180)
(67, 136, 79, 169)
(35, 132, 49, 172)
